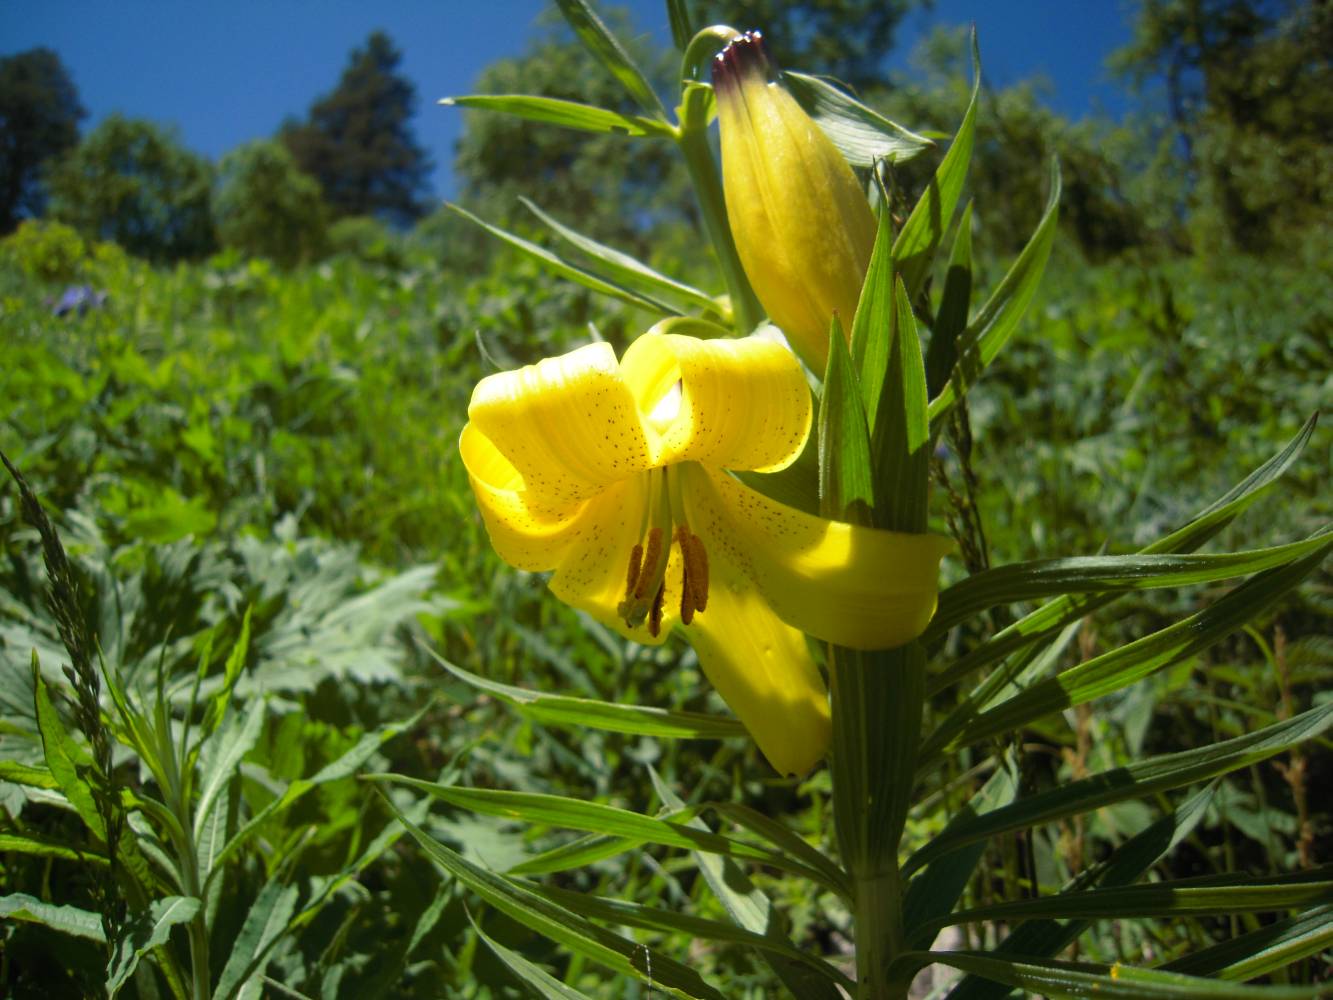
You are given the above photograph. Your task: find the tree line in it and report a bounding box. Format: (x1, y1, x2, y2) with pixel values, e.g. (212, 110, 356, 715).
(1, 0, 1327, 270)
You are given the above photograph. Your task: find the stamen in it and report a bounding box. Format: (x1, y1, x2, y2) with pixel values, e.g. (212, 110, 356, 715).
(648, 582, 666, 637)
(633, 527, 664, 600)
(623, 543, 643, 597)
(687, 532, 709, 613)
(676, 526, 695, 625)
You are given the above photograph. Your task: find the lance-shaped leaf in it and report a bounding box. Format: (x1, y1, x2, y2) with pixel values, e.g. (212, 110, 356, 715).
(554, 0, 667, 119)
(1160, 904, 1333, 981)
(905, 703, 1333, 876)
(0, 892, 106, 942)
(471, 912, 598, 999)
(106, 895, 200, 998)
(887, 950, 1320, 999)
(783, 71, 933, 167)
(440, 94, 675, 137)
(926, 539, 1332, 758)
(928, 155, 1061, 426)
(435, 656, 744, 739)
(926, 413, 1320, 698)
(925, 202, 973, 398)
(820, 313, 875, 522)
(447, 204, 684, 316)
(380, 790, 724, 1000)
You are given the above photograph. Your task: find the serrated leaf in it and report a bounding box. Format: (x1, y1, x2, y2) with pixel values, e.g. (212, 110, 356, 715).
(904, 702, 1333, 876)
(783, 71, 933, 168)
(440, 94, 674, 137)
(553, 0, 666, 119)
(928, 157, 1061, 425)
(0, 891, 106, 942)
(448, 203, 683, 315)
(107, 895, 200, 997)
(433, 654, 744, 739)
(380, 790, 724, 1000)
(892, 35, 979, 299)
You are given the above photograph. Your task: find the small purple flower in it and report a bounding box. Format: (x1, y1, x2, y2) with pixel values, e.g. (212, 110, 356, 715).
(52, 285, 108, 318)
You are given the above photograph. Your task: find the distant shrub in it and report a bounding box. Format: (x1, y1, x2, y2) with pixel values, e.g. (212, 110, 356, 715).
(326, 215, 403, 268)
(212, 139, 329, 268)
(1, 218, 86, 281)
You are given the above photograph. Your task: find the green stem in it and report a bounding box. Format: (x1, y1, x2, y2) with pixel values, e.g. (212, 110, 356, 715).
(852, 869, 910, 999)
(675, 121, 764, 335)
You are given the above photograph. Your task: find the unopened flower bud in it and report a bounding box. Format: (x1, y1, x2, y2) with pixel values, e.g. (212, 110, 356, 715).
(713, 31, 876, 370)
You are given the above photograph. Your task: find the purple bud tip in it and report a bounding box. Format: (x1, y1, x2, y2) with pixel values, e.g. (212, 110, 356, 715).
(711, 30, 774, 93)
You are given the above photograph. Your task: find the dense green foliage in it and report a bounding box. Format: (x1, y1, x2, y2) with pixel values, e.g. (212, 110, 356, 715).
(0, 47, 85, 233)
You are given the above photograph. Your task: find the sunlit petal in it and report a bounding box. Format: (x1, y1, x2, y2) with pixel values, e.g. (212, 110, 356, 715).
(459, 423, 595, 570)
(682, 465, 953, 650)
(468, 342, 652, 503)
(686, 552, 831, 776)
(619, 331, 811, 473)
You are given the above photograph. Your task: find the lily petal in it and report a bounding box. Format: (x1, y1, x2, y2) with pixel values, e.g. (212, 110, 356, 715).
(681, 464, 954, 650)
(685, 551, 831, 776)
(468, 342, 652, 503)
(619, 332, 811, 473)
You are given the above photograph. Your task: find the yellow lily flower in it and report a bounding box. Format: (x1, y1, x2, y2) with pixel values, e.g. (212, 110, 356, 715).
(459, 329, 952, 775)
(713, 31, 876, 371)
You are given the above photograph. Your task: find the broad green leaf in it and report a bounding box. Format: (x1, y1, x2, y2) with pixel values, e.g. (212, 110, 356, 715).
(1161, 903, 1333, 981)
(212, 880, 299, 1000)
(440, 94, 674, 137)
(783, 71, 933, 168)
(521, 198, 718, 314)
(650, 769, 847, 1000)
(107, 895, 200, 997)
(922, 875, 1333, 939)
(903, 752, 1019, 948)
(889, 950, 1320, 999)
(904, 702, 1333, 876)
(926, 413, 1320, 698)
(193, 695, 265, 833)
(448, 203, 682, 315)
(0, 832, 109, 864)
(927, 540, 1332, 757)
(472, 912, 597, 999)
(927, 533, 1333, 640)
(892, 35, 979, 299)
(380, 791, 724, 1000)
(371, 776, 845, 896)
(0, 759, 58, 789)
(925, 202, 973, 398)
(434, 656, 744, 739)
(819, 313, 875, 522)
(0, 891, 106, 942)
(928, 156, 1061, 425)
(553, 0, 667, 119)
(944, 783, 1217, 999)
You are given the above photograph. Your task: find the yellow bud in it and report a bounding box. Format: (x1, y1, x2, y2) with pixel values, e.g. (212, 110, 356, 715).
(713, 31, 876, 371)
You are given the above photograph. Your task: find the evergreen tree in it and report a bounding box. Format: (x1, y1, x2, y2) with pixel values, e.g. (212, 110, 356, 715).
(281, 31, 432, 226)
(0, 47, 85, 233)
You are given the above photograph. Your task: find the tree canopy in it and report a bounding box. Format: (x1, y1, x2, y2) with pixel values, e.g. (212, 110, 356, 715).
(0, 47, 85, 233)
(212, 139, 328, 268)
(281, 31, 432, 226)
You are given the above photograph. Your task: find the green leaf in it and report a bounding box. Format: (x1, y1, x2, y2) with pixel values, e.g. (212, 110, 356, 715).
(371, 776, 846, 897)
(925, 202, 973, 398)
(0, 891, 106, 942)
(0, 832, 109, 864)
(521, 197, 718, 314)
(433, 656, 745, 739)
(783, 71, 933, 168)
(193, 695, 265, 834)
(471, 912, 597, 999)
(872, 275, 931, 532)
(33, 660, 104, 840)
(891, 951, 1321, 999)
(0, 759, 59, 789)
(943, 782, 1217, 998)
(508, 831, 643, 877)
(212, 881, 299, 1000)
(903, 752, 1020, 948)
(850, 196, 896, 430)
(447, 203, 683, 315)
(380, 790, 725, 1000)
(927, 533, 1333, 641)
(926, 413, 1320, 698)
(927, 156, 1061, 425)
(819, 313, 875, 522)
(904, 702, 1333, 876)
(927, 539, 1332, 757)
(892, 35, 979, 299)
(649, 769, 848, 1000)
(665, 0, 694, 52)
(1161, 903, 1333, 981)
(439, 94, 674, 137)
(106, 895, 200, 998)
(553, 0, 667, 119)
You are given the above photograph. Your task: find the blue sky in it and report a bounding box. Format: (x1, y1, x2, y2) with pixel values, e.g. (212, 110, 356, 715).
(0, 1, 1135, 201)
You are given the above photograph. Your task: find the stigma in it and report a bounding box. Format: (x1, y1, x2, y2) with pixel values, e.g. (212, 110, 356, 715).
(616, 469, 710, 637)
